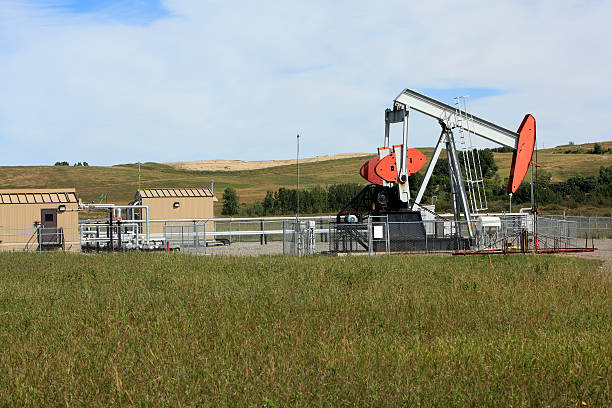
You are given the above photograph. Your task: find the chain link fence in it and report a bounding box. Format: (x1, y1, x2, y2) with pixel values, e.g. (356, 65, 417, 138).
(163, 224, 207, 253)
(329, 218, 473, 254)
(329, 214, 582, 255)
(0, 227, 81, 252)
(282, 220, 316, 256)
(547, 215, 612, 239)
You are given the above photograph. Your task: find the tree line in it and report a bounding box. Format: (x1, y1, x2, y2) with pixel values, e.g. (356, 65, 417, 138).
(54, 161, 89, 166)
(222, 184, 365, 216)
(508, 165, 612, 209)
(220, 147, 612, 216)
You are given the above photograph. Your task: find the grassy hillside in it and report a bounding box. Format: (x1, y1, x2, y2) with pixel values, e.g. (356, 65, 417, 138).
(0, 253, 609, 406)
(493, 141, 612, 182)
(0, 141, 609, 212)
(0, 157, 371, 207)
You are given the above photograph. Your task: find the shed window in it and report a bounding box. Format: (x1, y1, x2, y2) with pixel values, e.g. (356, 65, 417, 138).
(45, 213, 54, 222)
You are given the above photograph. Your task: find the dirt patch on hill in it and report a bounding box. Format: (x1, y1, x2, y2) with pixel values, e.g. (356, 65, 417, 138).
(167, 153, 371, 172)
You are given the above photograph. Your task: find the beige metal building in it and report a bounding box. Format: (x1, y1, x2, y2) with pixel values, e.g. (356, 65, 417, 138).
(0, 188, 80, 251)
(135, 188, 217, 235)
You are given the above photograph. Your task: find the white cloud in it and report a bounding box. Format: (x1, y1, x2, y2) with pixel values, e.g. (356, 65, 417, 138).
(0, 0, 610, 165)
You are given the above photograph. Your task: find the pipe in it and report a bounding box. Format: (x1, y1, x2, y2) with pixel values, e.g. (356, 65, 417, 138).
(78, 203, 150, 245)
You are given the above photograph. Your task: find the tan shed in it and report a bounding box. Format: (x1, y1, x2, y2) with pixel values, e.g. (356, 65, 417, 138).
(0, 188, 80, 251)
(135, 188, 217, 235)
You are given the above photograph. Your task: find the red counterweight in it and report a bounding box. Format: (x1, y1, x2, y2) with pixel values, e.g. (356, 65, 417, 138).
(360, 147, 426, 185)
(507, 114, 536, 194)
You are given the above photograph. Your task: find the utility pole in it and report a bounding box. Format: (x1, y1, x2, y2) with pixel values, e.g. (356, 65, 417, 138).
(509, 193, 512, 213)
(296, 134, 300, 222)
(138, 162, 141, 192)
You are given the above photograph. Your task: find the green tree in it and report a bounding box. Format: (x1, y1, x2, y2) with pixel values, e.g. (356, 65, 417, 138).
(222, 187, 239, 216)
(262, 191, 275, 215)
(477, 149, 498, 178)
(592, 143, 602, 154)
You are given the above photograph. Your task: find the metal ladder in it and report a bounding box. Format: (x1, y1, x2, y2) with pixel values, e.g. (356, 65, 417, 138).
(453, 96, 488, 213)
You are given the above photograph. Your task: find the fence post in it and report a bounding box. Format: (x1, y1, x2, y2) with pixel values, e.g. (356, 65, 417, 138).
(368, 217, 372, 256)
(194, 222, 197, 251)
(260, 220, 265, 245)
(587, 217, 591, 240)
(385, 217, 390, 255)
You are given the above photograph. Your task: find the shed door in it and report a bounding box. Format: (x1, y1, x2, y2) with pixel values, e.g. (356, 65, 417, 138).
(40, 208, 58, 244)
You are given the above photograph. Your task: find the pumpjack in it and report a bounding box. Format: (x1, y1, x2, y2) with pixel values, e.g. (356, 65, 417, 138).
(337, 88, 535, 248)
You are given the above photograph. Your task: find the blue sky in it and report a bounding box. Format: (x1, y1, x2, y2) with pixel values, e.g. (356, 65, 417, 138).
(25, 0, 169, 24)
(0, 1, 611, 165)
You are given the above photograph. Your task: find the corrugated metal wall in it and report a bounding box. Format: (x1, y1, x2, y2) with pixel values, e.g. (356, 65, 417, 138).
(0, 189, 80, 251)
(142, 196, 215, 234)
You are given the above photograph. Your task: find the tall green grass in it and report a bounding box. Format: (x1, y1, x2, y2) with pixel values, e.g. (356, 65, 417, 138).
(0, 253, 609, 406)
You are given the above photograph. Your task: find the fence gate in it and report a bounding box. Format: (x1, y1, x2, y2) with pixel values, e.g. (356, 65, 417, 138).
(163, 224, 207, 253)
(283, 220, 316, 256)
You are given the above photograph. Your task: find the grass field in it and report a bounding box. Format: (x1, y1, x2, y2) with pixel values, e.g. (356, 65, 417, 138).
(0, 253, 609, 406)
(0, 142, 610, 212)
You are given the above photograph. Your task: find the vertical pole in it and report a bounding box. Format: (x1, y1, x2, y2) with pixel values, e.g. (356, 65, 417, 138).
(530, 164, 534, 212)
(296, 134, 300, 223)
(385, 216, 390, 255)
(398, 109, 410, 203)
(117, 220, 122, 250)
(138, 162, 141, 192)
(446, 141, 460, 222)
(384, 109, 390, 147)
(368, 216, 372, 257)
(260, 220, 264, 245)
(109, 209, 113, 252)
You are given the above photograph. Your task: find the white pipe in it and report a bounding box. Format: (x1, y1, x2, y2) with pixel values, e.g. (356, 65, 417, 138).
(149, 215, 335, 223)
(78, 203, 150, 245)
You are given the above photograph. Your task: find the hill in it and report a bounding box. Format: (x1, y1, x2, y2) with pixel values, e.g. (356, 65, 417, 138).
(493, 141, 612, 182)
(166, 152, 371, 172)
(0, 141, 610, 212)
